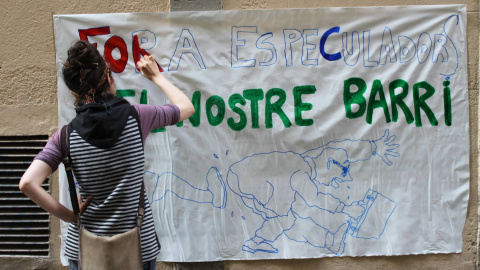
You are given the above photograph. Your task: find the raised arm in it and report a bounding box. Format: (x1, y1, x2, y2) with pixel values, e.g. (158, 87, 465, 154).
(137, 55, 195, 121)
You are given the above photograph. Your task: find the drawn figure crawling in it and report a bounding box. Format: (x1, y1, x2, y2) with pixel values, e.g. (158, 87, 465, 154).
(147, 130, 399, 256)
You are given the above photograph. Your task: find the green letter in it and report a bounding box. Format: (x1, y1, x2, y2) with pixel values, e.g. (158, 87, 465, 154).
(265, 88, 292, 129)
(389, 80, 414, 124)
(228, 93, 247, 131)
(443, 80, 452, 126)
(243, 89, 264, 129)
(116, 89, 135, 98)
(206, 95, 226, 126)
(367, 80, 391, 124)
(344, 78, 367, 119)
(189, 91, 201, 127)
(293, 85, 316, 126)
(140, 89, 148, 104)
(413, 81, 438, 127)
(366, 79, 391, 124)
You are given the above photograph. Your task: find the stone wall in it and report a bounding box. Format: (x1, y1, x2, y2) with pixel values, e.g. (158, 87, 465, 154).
(0, 0, 477, 269)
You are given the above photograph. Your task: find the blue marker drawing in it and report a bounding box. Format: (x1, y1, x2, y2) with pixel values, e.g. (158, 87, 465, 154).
(440, 14, 460, 77)
(147, 129, 399, 256)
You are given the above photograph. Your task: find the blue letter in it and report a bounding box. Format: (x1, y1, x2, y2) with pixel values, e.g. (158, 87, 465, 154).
(398, 36, 416, 63)
(379, 27, 398, 66)
(416, 32, 432, 64)
(302, 29, 319, 66)
(342, 31, 360, 66)
(168, 29, 206, 71)
(363, 30, 379, 67)
(320, 26, 341, 61)
(231, 26, 257, 68)
(283, 29, 303, 67)
(256, 32, 277, 66)
(432, 34, 449, 63)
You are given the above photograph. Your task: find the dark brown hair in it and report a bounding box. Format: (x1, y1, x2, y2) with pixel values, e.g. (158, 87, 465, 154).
(62, 40, 114, 106)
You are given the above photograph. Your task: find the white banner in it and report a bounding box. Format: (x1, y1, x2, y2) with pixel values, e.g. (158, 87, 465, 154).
(54, 5, 469, 263)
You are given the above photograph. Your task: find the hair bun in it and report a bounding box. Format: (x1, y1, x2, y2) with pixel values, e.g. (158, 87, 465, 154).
(65, 41, 100, 70)
(62, 40, 111, 106)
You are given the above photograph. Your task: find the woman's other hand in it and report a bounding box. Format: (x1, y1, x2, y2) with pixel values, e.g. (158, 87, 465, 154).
(79, 196, 93, 215)
(63, 196, 92, 223)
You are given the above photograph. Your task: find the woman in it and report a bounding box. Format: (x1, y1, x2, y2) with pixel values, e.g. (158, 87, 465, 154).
(19, 40, 195, 269)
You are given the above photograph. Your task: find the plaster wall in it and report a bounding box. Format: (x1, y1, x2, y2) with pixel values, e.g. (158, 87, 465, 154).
(0, 0, 477, 269)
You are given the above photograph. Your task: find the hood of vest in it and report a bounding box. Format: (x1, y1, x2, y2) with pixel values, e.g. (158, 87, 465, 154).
(70, 98, 132, 149)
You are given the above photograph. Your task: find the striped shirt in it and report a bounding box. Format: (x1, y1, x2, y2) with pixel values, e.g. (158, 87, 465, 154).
(65, 116, 160, 261)
(35, 103, 180, 262)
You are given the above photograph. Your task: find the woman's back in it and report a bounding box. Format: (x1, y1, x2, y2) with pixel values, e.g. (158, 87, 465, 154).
(64, 98, 160, 261)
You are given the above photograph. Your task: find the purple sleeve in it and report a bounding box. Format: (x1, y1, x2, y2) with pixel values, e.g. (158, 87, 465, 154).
(134, 104, 181, 144)
(34, 129, 63, 171)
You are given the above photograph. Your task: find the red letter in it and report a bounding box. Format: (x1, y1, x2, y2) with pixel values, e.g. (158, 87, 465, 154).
(78, 27, 111, 47)
(104, 36, 128, 73)
(133, 35, 163, 72)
